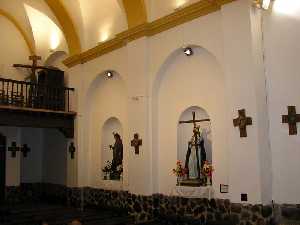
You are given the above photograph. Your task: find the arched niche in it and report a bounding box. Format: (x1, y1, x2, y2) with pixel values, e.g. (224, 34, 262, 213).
(177, 106, 212, 182)
(101, 117, 123, 180)
(177, 106, 212, 162)
(85, 70, 128, 188)
(152, 45, 229, 195)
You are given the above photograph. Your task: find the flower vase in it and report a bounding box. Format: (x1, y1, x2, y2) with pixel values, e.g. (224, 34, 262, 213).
(177, 177, 183, 186)
(206, 176, 211, 186)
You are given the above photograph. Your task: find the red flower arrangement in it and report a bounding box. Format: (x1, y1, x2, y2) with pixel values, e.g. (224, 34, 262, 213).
(172, 160, 187, 177)
(202, 161, 214, 178)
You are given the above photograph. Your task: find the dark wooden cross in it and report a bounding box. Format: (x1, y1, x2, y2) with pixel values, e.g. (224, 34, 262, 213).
(179, 111, 210, 128)
(68, 142, 76, 159)
(131, 133, 142, 155)
(233, 109, 253, 138)
(282, 106, 300, 135)
(13, 55, 60, 82)
(8, 142, 20, 158)
(21, 144, 30, 158)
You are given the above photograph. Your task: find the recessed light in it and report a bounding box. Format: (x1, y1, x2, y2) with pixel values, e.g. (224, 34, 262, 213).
(106, 71, 113, 78)
(183, 47, 193, 56)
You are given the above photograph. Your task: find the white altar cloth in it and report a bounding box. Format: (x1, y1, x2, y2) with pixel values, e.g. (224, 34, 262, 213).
(171, 186, 214, 199)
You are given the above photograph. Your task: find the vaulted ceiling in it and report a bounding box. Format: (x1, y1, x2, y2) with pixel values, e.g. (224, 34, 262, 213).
(0, 0, 215, 61)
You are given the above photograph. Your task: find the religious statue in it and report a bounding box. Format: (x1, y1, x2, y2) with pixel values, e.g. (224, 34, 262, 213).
(109, 132, 123, 178)
(179, 111, 209, 184)
(184, 126, 206, 180)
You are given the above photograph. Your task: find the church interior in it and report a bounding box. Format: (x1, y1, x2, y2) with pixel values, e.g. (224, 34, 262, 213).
(0, 0, 300, 224)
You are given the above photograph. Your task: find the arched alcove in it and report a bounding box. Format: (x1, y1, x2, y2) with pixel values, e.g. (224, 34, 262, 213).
(152, 45, 229, 196)
(177, 106, 212, 164)
(85, 71, 128, 189)
(101, 117, 123, 180)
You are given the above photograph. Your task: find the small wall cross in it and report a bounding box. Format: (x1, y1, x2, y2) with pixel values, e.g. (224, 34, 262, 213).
(8, 142, 20, 158)
(282, 106, 300, 135)
(21, 144, 30, 157)
(69, 142, 76, 159)
(233, 109, 253, 138)
(131, 133, 142, 155)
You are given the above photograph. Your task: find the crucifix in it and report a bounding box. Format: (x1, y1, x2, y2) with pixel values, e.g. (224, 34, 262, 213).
(68, 142, 76, 159)
(282, 106, 300, 135)
(233, 109, 253, 138)
(21, 144, 30, 158)
(13, 55, 60, 82)
(179, 111, 210, 127)
(131, 133, 142, 155)
(8, 142, 20, 158)
(179, 111, 210, 180)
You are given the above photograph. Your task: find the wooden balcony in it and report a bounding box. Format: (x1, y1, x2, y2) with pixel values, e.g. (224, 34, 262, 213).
(0, 78, 76, 138)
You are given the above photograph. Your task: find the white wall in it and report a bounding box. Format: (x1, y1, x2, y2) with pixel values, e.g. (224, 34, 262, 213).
(263, 1, 300, 204)
(20, 128, 43, 183)
(42, 129, 67, 185)
(0, 16, 30, 80)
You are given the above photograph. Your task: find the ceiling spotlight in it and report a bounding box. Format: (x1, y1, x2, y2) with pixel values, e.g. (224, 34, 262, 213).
(183, 47, 193, 56)
(106, 70, 113, 78)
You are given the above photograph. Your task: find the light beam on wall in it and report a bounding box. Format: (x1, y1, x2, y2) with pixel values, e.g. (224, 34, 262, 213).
(24, 4, 65, 52)
(174, 0, 188, 10)
(273, 0, 300, 16)
(262, 0, 271, 10)
(50, 31, 60, 50)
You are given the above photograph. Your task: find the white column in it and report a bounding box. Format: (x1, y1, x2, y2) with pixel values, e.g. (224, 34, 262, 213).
(126, 37, 152, 195)
(221, 0, 271, 204)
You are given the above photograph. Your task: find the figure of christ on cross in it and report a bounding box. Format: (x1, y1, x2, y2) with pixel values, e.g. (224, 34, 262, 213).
(13, 55, 61, 82)
(179, 112, 210, 180)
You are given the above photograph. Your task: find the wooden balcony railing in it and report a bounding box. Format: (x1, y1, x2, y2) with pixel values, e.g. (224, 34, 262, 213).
(0, 77, 74, 112)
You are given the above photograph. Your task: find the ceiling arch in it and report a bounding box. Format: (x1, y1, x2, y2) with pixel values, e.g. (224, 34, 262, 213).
(0, 8, 35, 55)
(122, 0, 148, 28)
(45, 0, 81, 55)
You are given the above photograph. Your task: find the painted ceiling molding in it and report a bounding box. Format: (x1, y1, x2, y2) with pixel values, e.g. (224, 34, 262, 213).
(0, 8, 35, 55)
(45, 0, 81, 55)
(122, 0, 148, 29)
(63, 0, 236, 68)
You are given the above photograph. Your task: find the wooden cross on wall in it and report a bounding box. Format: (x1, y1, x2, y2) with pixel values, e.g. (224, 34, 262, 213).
(21, 144, 30, 158)
(179, 111, 210, 128)
(131, 133, 142, 155)
(282, 106, 300, 135)
(233, 109, 253, 138)
(8, 142, 20, 158)
(68, 142, 76, 159)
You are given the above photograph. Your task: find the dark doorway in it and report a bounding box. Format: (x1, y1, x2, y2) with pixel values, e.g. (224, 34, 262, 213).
(0, 133, 6, 203)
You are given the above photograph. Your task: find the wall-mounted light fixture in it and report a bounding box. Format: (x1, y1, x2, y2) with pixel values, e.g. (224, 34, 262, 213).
(105, 70, 114, 78)
(183, 47, 193, 56)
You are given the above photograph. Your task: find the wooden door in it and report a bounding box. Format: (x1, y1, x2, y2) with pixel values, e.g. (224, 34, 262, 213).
(0, 133, 6, 203)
